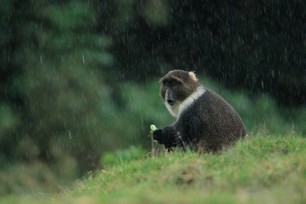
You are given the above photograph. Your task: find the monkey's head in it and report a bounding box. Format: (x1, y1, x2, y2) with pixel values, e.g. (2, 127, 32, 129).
(159, 70, 200, 117)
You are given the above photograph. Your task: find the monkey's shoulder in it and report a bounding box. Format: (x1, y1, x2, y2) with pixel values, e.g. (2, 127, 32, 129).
(178, 87, 240, 122)
(181, 88, 228, 110)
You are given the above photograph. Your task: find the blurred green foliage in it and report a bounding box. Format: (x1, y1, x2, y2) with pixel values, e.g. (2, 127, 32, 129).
(0, 0, 305, 195)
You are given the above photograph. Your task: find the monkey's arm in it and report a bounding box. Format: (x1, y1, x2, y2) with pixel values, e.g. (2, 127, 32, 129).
(153, 126, 178, 150)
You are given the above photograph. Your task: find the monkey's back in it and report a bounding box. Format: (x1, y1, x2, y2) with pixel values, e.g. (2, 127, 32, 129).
(176, 88, 246, 152)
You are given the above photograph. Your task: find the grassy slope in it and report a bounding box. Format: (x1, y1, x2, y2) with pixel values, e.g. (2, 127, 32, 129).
(2, 135, 306, 204)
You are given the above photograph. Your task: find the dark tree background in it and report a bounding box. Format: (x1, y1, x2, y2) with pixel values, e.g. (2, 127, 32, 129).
(98, 0, 305, 106)
(0, 0, 305, 194)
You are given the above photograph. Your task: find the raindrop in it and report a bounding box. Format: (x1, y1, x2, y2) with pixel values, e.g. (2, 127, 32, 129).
(82, 54, 86, 64)
(68, 130, 72, 140)
(261, 80, 264, 89)
(140, 114, 144, 125)
(40, 55, 43, 64)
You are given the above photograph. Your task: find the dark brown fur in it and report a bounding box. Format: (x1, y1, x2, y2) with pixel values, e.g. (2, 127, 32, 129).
(153, 70, 246, 152)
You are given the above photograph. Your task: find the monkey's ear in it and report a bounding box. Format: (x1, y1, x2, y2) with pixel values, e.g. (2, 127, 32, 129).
(188, 71, 198, 82)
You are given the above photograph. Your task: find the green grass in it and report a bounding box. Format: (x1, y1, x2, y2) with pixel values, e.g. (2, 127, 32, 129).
(1, 135, 306, 204)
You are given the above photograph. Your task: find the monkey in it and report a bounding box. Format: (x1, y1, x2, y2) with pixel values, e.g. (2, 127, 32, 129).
(153, 70, 246, 152)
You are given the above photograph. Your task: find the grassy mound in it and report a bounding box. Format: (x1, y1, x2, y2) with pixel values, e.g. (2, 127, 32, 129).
(2, 135, 306, 204)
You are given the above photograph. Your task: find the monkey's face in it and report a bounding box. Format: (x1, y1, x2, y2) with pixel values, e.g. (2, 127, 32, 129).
(160, 70, 198, 117)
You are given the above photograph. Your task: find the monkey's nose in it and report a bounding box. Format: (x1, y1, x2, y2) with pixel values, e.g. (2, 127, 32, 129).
(167, 99, 176, 106)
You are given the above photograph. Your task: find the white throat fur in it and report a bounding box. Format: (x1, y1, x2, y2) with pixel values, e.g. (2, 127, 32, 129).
(165, 86, 206, 118)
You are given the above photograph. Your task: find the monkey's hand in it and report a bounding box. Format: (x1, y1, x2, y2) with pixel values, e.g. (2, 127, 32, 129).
(153, 126, 178, 150)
